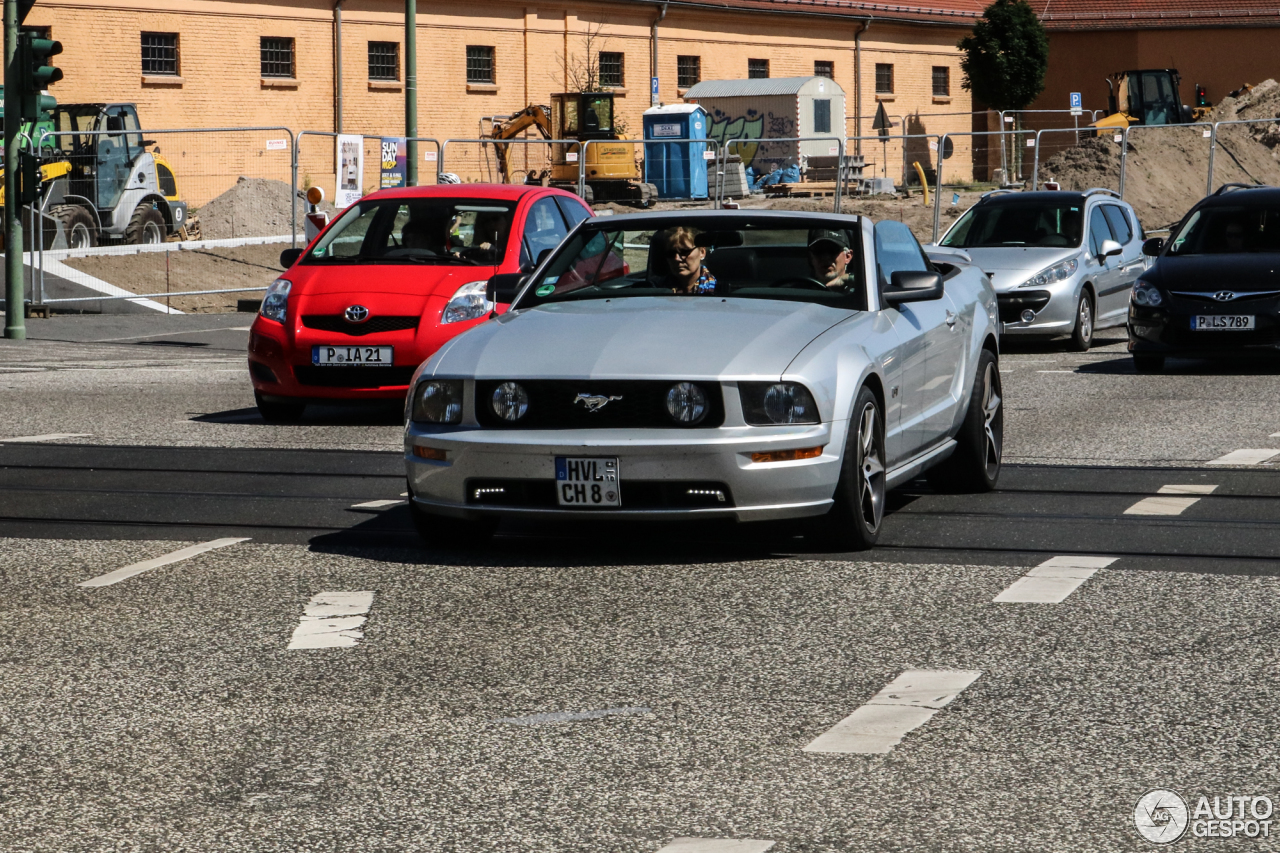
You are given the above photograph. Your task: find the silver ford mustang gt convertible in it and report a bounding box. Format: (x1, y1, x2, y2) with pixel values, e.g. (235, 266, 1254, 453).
(403, 210, 1002, 549)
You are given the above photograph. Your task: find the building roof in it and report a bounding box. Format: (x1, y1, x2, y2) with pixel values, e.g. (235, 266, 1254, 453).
(625, 0, 984, 26)
(684, 76, 845, 98)
(1033, 0, 1280, 30)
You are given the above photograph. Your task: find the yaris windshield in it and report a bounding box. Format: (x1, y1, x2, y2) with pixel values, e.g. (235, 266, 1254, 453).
(941, 201, 1084, 248)
(514, 219, 868, 309)
(1168, 205, 1280, 255)
(304, 197, 516, 265)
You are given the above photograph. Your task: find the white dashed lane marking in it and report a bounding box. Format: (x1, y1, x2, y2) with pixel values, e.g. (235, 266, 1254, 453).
(1208, 449, 1280, 466)
(655, 838, 776, 852)
(78, 537, 249, 588)
(287, 591, 375, 649)
(1125, 484, 1218, 516)
(803, 669, 982, 754)
(497, 706, 651, 726)
(1036, 370, 1075, 374)
(993, 555, 1118, 604)
(0, 433, 92, 443)
(351, 499, 404, 509)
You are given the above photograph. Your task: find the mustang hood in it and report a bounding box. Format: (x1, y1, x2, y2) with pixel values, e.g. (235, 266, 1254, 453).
(1146, 254, 1280, 292)
(432, 297, 858, 379)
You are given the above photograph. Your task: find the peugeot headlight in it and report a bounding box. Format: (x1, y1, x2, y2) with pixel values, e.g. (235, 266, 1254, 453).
(260, 278, 292, 323)
(411, 379, 464, 424)
(665, 382, 708, 425)
(740, 382, 820, 425)
(491, 381, 529, 422)
(441, 280, 493, 324)
(1132, 279, 1164, 307)
(1019, 258, 1078, 288)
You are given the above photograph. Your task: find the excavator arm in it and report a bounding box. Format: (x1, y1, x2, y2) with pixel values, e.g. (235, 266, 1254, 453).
(487, 105, 553, 183)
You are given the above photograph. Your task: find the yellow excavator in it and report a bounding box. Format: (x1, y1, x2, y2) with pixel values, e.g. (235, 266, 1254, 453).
(488, 92, 656, 206)
(1092, 69, 1208, 130)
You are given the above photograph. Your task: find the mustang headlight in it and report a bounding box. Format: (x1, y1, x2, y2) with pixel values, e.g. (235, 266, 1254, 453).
(411, 379, 464, 424)
(1132, 279, 1164, 307)
(740, 382, 820, 425)
(441, 280, 493, 324)
(1018, 258, 1078, 288)
(260, 278, 292, 323)
(665, 382, 708, 425)
(491, 381, 529, 422)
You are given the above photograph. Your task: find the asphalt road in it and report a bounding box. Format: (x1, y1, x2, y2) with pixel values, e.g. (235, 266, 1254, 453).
(2, 320, 1280, 852)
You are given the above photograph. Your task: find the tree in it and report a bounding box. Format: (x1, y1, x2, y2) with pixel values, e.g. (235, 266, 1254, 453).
(561, 20, 608, 93)
(958, 0, 1049, 112)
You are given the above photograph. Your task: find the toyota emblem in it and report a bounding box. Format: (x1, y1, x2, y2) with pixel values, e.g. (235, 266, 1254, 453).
(344, 305, 370, 323)
(1213, 291, 1236, 302)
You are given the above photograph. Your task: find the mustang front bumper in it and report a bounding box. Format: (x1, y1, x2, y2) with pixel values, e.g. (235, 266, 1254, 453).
(404, 422, 847, 522)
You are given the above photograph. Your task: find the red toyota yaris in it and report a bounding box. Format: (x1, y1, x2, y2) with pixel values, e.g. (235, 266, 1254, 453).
(248, 184, 594, 421)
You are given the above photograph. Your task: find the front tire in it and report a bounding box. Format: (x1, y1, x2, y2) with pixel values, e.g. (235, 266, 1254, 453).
(807, 386, 886, 550)
(255, 391, 305, 423)
(927, 349, 1003, 493)
(1068, 290, 1094, 352)
(1133, 354, 1165, 374)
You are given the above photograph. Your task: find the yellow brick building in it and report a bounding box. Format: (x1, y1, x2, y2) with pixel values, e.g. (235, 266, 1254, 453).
(28, 0, 988, 198)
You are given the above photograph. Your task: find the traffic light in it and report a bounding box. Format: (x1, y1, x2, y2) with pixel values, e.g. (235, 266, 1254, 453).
(17, 33, 62, 122)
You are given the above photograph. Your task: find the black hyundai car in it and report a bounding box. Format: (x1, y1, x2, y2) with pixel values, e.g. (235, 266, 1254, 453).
(1128, 184, 1280, 373)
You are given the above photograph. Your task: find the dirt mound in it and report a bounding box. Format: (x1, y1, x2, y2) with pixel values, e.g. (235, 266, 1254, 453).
(195, 177, 333, 240)
(1038, 79, 1280, 231)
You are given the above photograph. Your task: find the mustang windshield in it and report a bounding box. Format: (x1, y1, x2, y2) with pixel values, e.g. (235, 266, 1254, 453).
(304, 197, 516, 265)
(516, 220, 868, 308)
(1168, 205, 1280, 255)
(942, 201, 1084, 248)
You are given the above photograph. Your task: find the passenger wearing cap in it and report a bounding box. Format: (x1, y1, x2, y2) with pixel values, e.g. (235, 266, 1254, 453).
(808, 228, 858, 290)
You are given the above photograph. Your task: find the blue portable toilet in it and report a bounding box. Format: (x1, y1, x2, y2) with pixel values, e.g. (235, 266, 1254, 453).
(643, 104, 709, 199)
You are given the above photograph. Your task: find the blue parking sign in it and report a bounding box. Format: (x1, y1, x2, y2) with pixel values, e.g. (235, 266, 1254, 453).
(1069, 92, 1082, 109)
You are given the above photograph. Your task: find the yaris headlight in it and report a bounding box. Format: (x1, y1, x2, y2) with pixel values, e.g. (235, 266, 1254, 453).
(740, 382, 820, 425)
(441, 280, 493, 324)
(260, 278, 292, 323)
(1019, 258, 1078, 288)
(1132, 279, 1164, 307)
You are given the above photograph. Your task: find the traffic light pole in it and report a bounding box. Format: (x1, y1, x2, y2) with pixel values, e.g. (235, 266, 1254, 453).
(3, 0, 24, 339)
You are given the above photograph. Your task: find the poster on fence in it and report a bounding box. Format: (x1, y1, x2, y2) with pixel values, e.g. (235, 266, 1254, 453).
(336, 134, 365, 207)
(380, 137, 407, 189)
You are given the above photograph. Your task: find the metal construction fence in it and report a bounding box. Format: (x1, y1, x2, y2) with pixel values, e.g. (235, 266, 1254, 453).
(8, 115, 1280, 314)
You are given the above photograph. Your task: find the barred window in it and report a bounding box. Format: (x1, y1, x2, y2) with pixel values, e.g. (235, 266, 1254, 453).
(932, 66, 950, 97)
(875, 63, 894, 94)
(599, 51, 623, 88)
(677, 55, 700, 90)
(369, 41, 399, 81)
(141, 32, 179, 76)
(466, 45, 494, 84)
(260, 37, 294, 78)
(748, 58, 769, 79)
(814, 60, 833, 79)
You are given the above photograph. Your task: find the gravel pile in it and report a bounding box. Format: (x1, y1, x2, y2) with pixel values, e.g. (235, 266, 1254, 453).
(1039, 79, 1280, 231)
(195, 177, 335, 240)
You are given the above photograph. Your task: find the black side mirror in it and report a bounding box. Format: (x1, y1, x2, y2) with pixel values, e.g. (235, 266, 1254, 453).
(279, 248, 304, 268)
(882, 270, 944, 306)
(1142, 237, 1164, 257)
(486, 272, 528, 305)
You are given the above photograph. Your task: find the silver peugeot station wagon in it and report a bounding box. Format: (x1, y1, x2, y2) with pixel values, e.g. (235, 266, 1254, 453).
(933, 188, 1147, 351)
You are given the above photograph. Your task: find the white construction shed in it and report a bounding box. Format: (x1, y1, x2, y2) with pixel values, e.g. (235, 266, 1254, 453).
(683, 76, 846, 176)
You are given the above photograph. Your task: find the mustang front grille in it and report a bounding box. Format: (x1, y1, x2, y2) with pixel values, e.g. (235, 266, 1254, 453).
(473, 379, 726, 429)
(301, 315, 420, 336)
